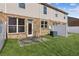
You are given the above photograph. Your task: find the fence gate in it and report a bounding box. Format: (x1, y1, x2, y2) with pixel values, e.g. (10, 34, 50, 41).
(0, 20, 6, 50)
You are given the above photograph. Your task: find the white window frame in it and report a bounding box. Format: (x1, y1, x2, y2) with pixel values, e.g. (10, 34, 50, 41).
(43, 5, 47, 14)
(8, 17, 25, 33)
(41, 20, 48, 29)
(18, 18, 25, 33)
(8, 17, 17, 33)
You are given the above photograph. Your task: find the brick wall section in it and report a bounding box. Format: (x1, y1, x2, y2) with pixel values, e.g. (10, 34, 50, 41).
(8, 33, 26, 39)
(0, 12, 7, 22)
(33, 18, 41, 37)
(3, 13, 54, 39)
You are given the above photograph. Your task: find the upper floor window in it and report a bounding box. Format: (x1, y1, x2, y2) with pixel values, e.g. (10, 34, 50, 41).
(43, 6, 47, 14)
(55, 14, 58, 17)
(18, 3, 25, 9)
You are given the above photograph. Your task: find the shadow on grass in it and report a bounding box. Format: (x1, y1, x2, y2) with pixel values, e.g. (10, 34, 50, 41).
(0, 39, 7, 53)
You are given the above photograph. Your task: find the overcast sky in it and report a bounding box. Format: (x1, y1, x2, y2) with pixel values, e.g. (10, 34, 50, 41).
(51, 3, 79, 18)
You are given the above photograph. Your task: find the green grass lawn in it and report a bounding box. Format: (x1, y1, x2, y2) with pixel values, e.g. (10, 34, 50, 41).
(0, 33, 79, 56)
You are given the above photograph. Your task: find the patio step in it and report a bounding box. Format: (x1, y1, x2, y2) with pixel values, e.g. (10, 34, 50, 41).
(18, 36, 48, 47)
(18, 37, 41, 47)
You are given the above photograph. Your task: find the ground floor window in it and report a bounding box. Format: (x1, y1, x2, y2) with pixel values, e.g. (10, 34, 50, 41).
(9, 26, 16, 33)
(41, 20, 48, 29)
(8, 17, 25, 33)
(18, 18, 25, 32)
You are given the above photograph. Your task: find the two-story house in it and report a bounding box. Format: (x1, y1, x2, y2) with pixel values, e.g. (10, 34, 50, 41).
(0, 3, 68, 39)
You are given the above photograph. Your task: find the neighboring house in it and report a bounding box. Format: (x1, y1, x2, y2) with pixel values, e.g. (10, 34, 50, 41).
(0, 3, 68, 39)
(68, 17, 79, 33)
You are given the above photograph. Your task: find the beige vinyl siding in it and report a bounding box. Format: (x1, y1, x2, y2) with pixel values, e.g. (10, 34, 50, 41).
(0, 3, 67, 23)
(5, 3, 41, 19)
(0, 3, 5, 12)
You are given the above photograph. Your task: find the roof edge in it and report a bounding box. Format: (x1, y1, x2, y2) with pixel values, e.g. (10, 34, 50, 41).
(40, 3, 68, 15)
(68, 16, 79, 20)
